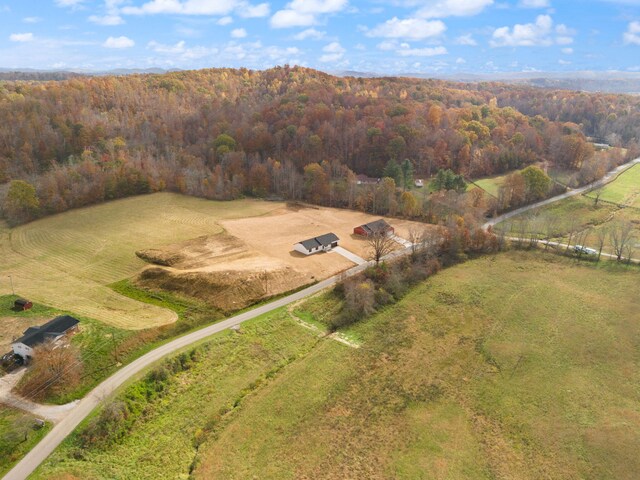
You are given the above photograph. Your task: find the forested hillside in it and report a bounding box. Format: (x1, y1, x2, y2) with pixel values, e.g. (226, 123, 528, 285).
(1, 66, 637, 224)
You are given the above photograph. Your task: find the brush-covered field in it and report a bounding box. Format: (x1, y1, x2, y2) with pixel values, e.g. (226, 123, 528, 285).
(0, 193, 280, 329)
(33, 251, 640, 480)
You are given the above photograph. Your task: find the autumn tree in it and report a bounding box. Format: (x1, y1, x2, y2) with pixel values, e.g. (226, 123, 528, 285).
(4, 180, 40, 225)
(17, 341, 83, 401)
(521, 165, 551, 201)
(367, 230, 396, 265)
(302, 163, 329, 204)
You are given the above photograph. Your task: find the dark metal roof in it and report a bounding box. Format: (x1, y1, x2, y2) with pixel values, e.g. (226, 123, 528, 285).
(361, 219, 392, 234)
(13, 315, 80, 348)
(14, 298, 30, 306)
(296, 233, 339, 251)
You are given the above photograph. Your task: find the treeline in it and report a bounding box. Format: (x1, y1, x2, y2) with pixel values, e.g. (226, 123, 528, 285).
(0, 66, 635, 224)
(330, 219, 500, 331)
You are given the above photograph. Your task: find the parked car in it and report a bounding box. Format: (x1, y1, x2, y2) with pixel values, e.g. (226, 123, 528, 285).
(573, 245, 597, 255)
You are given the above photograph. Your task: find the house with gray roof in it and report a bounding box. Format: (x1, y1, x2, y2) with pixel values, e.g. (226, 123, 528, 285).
(293, 233, 339, 255)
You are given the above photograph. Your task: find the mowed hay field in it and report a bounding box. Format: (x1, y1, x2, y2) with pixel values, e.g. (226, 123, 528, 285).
(0, 193, 281, 329)
(34, 251, 640, 480)
(0, 193, 427, 329)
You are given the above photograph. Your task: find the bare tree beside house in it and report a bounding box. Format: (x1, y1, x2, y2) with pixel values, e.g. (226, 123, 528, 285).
(367, 230, 396, 265)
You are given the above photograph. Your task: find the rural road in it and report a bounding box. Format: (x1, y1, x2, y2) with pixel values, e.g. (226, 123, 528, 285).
(3, 256, 382, 480)
(484, 156, 640, 229)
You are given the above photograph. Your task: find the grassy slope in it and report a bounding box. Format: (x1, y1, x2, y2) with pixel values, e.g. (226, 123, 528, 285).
(0, 193, 281, 329)
(31, 310, 320, 480)
(194, 251, 640, 479)
(0, 407, 51, 477)
(32, 251, 640, 480)
(594, 163, 640, 207)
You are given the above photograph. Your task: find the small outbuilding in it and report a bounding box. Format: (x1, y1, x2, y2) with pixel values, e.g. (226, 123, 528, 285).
(294, 233, 340, 255)
(353, 219, 395, 238)
(14, 298, 33, 311)
(11, 315, 80, 361)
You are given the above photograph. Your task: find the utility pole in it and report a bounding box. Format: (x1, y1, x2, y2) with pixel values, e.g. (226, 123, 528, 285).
(8, 275, 14, 295)
(111, 333, 119, 363)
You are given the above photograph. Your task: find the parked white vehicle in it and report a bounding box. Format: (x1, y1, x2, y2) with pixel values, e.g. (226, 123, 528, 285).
(573, 245, 597, 255)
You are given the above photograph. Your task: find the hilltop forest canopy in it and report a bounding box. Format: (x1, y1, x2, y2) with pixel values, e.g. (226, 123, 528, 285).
(0, 66, 638, 224)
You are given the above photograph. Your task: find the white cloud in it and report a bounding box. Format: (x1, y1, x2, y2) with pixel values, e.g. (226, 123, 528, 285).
(293, 28, 325, 40)
(103, 35, 135, 48)
(456, 57, 466, 64)
(271, 10, 315, 28)
(623, 21, 640, 45)
(558, 59, 571, 65)
(23, 17, 41, 23)
(270, 0, 348, 28)
(367, 17, 446, 40)
(231, 28, 247, 38)
(455, 34, 477, 45)
(89, 14, 124, 25)
(519, 0, 550, 7)
(397, 46, 447, 56)
(416, 0, 493, 19)
(319, 41, 345, 62)
(562, 47, 573, 54)
(148, 39, 217, 59)
(55, 0, 84, 7)
(122, 0, 268, 17)
(9, 33, 34, 42)
(490, 15, 574, 47)
(217, 16, 233, 25)
(238, 3, 270, 17)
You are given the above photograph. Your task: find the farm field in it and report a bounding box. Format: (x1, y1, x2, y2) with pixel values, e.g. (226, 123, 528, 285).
(0, 193, 281, 329)
(0, 192, 429, 328)
(496, 163, 640, 253)
(33, 251, 640, 479)
(590, 163, 640, 207)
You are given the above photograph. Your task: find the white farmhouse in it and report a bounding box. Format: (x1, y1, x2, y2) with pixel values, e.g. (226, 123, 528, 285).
(294, 233, 340, 255)
(12, 315, 80, 362)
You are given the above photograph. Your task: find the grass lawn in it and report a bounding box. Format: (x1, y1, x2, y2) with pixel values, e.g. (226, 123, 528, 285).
(33, 251, 640, 479)
(589, 163, 640, 207)
(0, 193, 281, 330)
(471, 174, 506, 197)
(0, 406, 51, 477)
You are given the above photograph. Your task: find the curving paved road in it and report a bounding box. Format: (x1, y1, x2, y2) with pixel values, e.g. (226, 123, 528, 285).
(3, 257, 384, 480)
(484, 157, 640, 230)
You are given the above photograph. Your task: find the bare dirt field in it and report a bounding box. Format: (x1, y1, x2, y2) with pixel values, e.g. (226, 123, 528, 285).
(134, 204, 434, 313)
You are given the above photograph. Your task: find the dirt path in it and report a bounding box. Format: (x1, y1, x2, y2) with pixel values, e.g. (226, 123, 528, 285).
(484, 156, 640, 230)
(0, 369, 78, 423)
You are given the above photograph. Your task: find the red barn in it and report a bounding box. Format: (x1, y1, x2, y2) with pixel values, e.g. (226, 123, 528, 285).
(354, 219, 394, 237)
(14, 299, 33, 311)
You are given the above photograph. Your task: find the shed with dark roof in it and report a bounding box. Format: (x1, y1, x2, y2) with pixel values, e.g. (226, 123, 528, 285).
(354, 219, 394, 237)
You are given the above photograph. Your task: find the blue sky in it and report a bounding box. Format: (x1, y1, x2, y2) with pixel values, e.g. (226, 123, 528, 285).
(1, 0, 640, 73)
